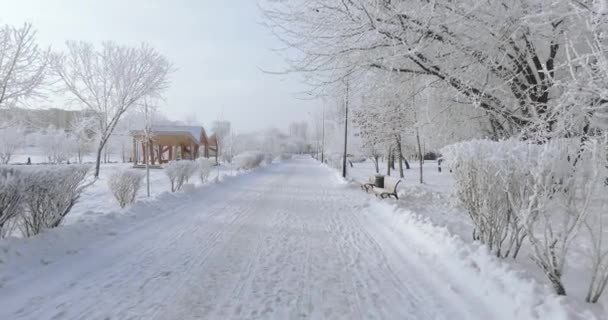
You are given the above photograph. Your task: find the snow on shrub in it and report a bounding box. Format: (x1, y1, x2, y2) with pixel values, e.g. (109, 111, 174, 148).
(19, 165, 91, 237)
(263, 153, 274, 165)
(108, 169, 144, 208)
(441, 140, 531, 259)
(0, 168, 24, 238)
(442, 138, 608, 299)
(279, 153, 292, 160)
(165, 160, 198, 192)
(234, 152, 264, 170)
(197, 158, 215, 184)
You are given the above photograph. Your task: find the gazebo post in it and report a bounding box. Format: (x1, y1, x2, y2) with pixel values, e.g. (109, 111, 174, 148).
(142, 143, 147, 165)
(132, 137, 137, 164)
(149, 141, 155, 165)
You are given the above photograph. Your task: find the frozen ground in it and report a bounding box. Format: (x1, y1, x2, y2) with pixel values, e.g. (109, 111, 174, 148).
(0, 157, 595, 320)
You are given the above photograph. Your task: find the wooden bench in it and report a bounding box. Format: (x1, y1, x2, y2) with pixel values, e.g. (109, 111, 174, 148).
(371, 177, 401, 199)
(361, 176, 401, 199)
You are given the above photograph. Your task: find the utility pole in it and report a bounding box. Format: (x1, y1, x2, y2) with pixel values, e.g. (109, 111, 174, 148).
(342, 79, 349, 178)
(321, 101, 325, 163)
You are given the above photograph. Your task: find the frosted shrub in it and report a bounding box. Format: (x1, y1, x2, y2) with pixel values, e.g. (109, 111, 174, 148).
(442, 140, 529, 259)
(165, 160, 198, 192)
(108, 169, 144, 208)
(443, 139, 607, 297)
(584, 139, 608, 302)
(279, 153, 292, 160)
(197, 158, 215, 184)
(234, 152, 264, 170)
(0, 168, 24, 238)
(19, 165, 90, 237)
(263, 153, 274, 165)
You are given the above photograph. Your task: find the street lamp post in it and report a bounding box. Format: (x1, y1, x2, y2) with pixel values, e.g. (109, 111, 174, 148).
(321, 102, 325, 164)
(342, 79, 349, 178)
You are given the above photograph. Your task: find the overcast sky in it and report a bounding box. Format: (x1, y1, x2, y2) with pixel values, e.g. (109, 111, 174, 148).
(3, 0, 318, 132)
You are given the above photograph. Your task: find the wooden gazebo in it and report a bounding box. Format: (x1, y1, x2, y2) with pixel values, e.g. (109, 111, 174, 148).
(131, 125, 216, 167)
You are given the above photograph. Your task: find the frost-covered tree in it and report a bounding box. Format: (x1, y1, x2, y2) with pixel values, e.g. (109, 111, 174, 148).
(36, 128, 74, 164)
(69, 116, 96, 164)
(0, 126, 25, 164)
(52, 41, 172, 177)
(0, 23, 48, 112)
(211, 121, 231, 164)
(262, 0, 595, 139)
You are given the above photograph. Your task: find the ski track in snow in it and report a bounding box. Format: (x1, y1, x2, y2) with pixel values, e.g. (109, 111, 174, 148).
(0, 158, 570, 320)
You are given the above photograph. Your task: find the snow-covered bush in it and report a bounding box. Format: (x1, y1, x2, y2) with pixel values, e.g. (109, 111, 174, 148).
(0, 168, 24, 238)
(443, 139, 607, 297)
(165, 160, 198, 192)
(263, 153, 274, 165)
(280, 153, 292, 160)
(19, 165, 91, 237)
(442, 140, 530, 259)
(108, 169, 144, 208)
(197, 158, 215, 184)
(234, 152, 264, 170)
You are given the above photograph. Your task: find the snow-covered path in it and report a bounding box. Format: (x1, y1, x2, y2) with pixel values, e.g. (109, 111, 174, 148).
(0, 158, 565, 320)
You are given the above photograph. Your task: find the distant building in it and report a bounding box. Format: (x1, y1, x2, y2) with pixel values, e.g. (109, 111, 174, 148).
(130, 125, 216, 166)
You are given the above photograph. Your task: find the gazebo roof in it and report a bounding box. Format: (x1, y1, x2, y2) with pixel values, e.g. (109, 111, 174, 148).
(131, 125, 208, 145)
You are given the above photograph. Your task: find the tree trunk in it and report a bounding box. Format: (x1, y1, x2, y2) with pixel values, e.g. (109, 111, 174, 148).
(146, 161, 150, 197)
(396, 137, 404, 178)
(415, 127, 424, 184)
(94, 145, 103, 178)
(403, 157, 410, 170)
(373, 155, 379, 173)
(386, 146, 392, 176)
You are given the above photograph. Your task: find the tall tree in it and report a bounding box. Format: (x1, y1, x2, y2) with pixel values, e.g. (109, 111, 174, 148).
(53, 41, 172, 177)
(0, 23, 48, 112)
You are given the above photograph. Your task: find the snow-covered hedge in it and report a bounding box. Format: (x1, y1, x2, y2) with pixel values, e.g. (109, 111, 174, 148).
(441, 140, 532, 259)
(165, 160, 198, 192)
(0, 168, 24, 238)
(197, 158, 215, 183)
(263, 153, 274, 165)
(442, 139, 608, 301)
(279, 153, 292, 161)
(108, 169, 144, 208)
(234, 152, 264, 170)
(19, 165, 91, 237)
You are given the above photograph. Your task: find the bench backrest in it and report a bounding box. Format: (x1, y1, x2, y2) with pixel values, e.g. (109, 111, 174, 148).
(384, 178, 401, 192)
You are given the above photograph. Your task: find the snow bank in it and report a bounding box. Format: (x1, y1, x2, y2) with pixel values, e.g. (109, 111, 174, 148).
(0, 163, 270, 289)
(365, 200, 597, 320)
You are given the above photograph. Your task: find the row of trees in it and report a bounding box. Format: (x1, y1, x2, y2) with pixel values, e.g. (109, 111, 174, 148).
(263, 0, 608, 302)
(0, 23, 172, 177)
(263, 0, 608, 175)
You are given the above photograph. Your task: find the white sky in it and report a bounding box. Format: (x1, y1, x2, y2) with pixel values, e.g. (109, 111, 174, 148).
(2, 0, 317, 132)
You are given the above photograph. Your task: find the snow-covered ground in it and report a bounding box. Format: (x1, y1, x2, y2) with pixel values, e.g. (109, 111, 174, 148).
(345, 159, 607, 317)
(0, 157, 600, 319)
